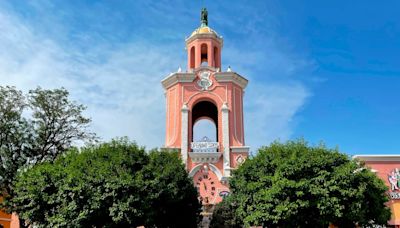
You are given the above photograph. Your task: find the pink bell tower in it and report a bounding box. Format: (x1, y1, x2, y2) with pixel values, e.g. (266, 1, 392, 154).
(161, 8, 249, 206)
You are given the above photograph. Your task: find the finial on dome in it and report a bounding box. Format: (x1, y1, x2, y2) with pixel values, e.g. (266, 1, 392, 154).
(200, 8, 208, 27)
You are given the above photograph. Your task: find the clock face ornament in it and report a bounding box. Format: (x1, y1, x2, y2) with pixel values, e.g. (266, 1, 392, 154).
(194, 165, 218, 204)
(197, 71, 213, 90)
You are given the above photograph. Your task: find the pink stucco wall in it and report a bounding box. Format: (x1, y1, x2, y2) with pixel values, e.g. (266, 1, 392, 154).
(363, 160, 400, 226)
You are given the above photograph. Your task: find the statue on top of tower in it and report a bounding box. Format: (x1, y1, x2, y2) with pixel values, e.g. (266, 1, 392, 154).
(201, 8, 208, 26)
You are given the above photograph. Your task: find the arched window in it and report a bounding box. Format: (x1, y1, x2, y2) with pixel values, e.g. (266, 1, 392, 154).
(200, 43, 208, 66)
(214, 46, 220, 68)
(190, 46, 195, 69)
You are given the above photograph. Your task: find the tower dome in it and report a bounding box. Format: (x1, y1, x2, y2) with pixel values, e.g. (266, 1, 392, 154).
(189, 25, 219, 38)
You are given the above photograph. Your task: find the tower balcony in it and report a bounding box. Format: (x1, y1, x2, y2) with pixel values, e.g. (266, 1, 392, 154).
(189, 141, 222, 163)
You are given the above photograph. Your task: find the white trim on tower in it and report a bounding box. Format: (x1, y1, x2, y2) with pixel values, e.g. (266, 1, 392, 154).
(221, 102, 231, 177)
(181, 104, 189, 168)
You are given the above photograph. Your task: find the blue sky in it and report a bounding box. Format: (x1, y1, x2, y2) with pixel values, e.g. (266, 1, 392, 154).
(0, 1, 399, 155)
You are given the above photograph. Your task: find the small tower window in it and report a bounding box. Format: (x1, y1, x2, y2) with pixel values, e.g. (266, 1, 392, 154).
(214, 46, 219, 68)
(201, 43, 208, 66)
(190, 46, 195, 69)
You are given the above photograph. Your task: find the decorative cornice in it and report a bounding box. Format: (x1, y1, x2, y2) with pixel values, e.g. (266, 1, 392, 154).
(214, 72, 248, 89)
(192, 65, 219, 73)
(161, 72, 196, 90)
(353, 155, 400, 162)
(189, 152, 222, 164)
(230, 146, 250, 153)
(185, 33, 223, 46)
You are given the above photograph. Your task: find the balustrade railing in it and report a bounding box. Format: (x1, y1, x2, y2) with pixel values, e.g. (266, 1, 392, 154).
(191, 141, 219, 152)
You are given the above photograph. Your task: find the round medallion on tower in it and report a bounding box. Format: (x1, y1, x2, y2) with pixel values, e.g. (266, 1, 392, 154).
(197, 70, 213, 90)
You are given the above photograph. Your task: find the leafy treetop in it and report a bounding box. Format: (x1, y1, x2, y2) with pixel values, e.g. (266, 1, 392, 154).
(11, 139, 201, 228)
(0, 86, 95, 199)
(212, 140, 391, 228)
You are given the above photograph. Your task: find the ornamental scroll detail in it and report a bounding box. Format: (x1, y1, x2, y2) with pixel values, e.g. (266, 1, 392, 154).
(197, 71, 213, 91)
(191, 136, 219, 152)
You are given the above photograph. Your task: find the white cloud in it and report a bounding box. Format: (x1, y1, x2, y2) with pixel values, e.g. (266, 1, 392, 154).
(0, 9, 179, 148)
(244, 82, 310, 151)
(0, 4, 311, 151)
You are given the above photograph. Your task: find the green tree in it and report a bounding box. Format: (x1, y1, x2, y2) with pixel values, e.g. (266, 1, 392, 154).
(143, 149, 202, 227)
(0, 86, 94, 198)
(209, 196, 242, 228)
(226, 140, 390, 227)
(11, 139, 201, 227)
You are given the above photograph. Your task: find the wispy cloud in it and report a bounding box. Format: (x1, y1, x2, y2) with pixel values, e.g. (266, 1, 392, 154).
(0, 7, 178, 148)
(0, 1, 313, 150)
(244, 83, 310, 150)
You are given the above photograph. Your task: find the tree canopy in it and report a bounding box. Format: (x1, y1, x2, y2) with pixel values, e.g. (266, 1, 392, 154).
(11, 139, 201, 227)
(0, 86, 94, 199)
(211, 140, 391, 228)
(209, 196, 241, 228)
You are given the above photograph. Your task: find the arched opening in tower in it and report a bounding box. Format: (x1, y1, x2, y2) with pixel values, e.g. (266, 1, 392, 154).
(200, 43, 208, 66)
(191, 100, 218, 142)
(193, 119, 216, 142)
(190, 46, 195, 69)
(214, 46, 219, 68)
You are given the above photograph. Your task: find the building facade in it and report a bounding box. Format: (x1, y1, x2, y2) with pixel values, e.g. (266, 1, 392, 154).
(161, 8, 249, 206)
(0, 197, 19, 228)
(354, 155, 400, 227)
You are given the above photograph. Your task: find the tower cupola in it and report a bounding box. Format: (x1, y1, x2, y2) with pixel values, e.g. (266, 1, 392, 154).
(186, 8, 223, 70)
